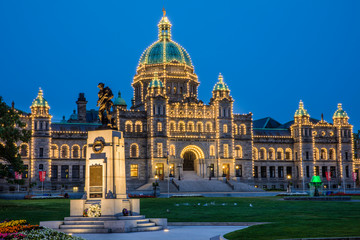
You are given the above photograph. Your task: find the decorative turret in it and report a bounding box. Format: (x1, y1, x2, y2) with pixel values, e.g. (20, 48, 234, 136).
(76, 93, 87, 122)
(114, 91, 127, 110)
(211, 73, 232, 101)
(158, 8, 172, 41)
(294, 100, 310, 124)
(31, 88, 50, 116)
(333, 103, 349, 125)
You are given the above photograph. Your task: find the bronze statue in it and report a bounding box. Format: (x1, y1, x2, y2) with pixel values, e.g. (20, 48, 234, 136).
(97, 83, 115, 128)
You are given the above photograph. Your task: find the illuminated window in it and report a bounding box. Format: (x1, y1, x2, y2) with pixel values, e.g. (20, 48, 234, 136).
(321, 148, 327, 160)
(329, 148, 336, 160)
(157, 122, 162, 132)
(188, 122, 194, 132)
(253, 147, 259, 160)
(82, 146, 87, 158)
(197, 122, 203, 132)
(285, 148, 292, 160)
(223, 124, 228, 133)
(235, 145, 242, 158)
(277, 148, 284, 160)
(130, 143, 139, 158)
(223, 144, 229, 158)
(125, 121, 133, 132)
(239, 124, 246, 135)
(130, 164, 138, 177)
(170, 145, 176, 156)
(135, 121, 142, 132)
(170, 121, 176, 131)
(260, 148, 266, 160)
(61, 145, 69, 158)
(61, 165, 69, 179)
(206, 122, 212, 132)
(233, 124, 238, 135)
(51, 144, 59, 158)
(210, 145, 215, 156)
(72, 145, 80, 158)
(314, 148, 319, 160)
(179, 122, 185, 132)
(157, 143, 163, 157)
(268, 148, 275, 160)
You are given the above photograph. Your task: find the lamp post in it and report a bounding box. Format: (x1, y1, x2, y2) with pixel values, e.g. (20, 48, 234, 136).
(168, 165, 173, 198)
(177, 164, 181, 181)
(287, 175, 292, 193)
(207, 165, 213, 180)
(153, 175, 159, 197)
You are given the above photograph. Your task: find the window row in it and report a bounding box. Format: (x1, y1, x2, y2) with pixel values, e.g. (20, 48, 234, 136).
(125, 120, 143, 133)
(253, 147, 293, 160)
(34, 120, 49, 131)
(170, 121, 213, 132)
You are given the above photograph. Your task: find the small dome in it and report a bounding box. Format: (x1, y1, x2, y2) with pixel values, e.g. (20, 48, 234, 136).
(213, 73, 229, 91)
(148, 73, 164, 88)
(114, 91, 127, 106)
(333, 103, 348, 118)
(294, 100, 309, 117)
(31, 88, 49, 108)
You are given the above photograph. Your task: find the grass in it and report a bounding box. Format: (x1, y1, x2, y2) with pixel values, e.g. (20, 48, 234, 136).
(0, 197, 359, 239)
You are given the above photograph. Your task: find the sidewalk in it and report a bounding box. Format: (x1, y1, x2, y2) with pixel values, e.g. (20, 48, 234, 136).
(75, 226, 247, 240)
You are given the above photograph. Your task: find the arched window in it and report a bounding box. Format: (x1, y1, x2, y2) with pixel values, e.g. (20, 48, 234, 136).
(82, 146, 87, 159)
(235, 145, 243, 158)
(135, 121, 142, 132)
(130, 143, 139, 158)
(179, 122, 185, 132)
(210, 145, 215, 156)
(206, 122, 212, 132)
(170, 145, 176, 156)
(223, 124, 228, 133)
(285, 148, 292, 160)
(61, 145, 69, 158)
(188, 122, 194, 132)
(314, 148, 319, 160)
(157, 122, 162, 132)
(72, 145, 80, 158)
(51, 144, 59, 158)
(253, 147, 258, 160)
(20, 144, 29, 157)
(197, 122, 203, 132)
(170, 121, 176, 131)
(223, 144, 229, 158)
(125, 121, 133, 132)
(260, 148, 267, 160)
(277, 148, 284, 160)
(268, 148, 275, 160)
(329, 148, 336, 160)
(239, 124, 247, 135)
(233, 124, 238, 135)
(321, 148, 327, 160)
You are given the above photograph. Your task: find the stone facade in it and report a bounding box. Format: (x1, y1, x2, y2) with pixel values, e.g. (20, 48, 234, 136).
(1, 12, 358, 193)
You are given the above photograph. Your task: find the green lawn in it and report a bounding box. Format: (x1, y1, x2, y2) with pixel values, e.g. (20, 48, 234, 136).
(0, 197, 359, 240)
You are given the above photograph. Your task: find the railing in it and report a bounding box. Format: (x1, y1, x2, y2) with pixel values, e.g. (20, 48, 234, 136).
(225, 179, 235, 190)
(171, 179, 180, 191)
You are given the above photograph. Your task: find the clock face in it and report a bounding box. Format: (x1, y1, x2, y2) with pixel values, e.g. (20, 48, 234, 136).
(93, 140, 104, 154)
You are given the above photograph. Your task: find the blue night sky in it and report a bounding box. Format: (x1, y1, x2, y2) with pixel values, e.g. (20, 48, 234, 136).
(1, 1, 359, 130)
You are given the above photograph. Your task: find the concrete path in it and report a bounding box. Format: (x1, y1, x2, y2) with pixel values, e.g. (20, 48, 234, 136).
(75, 225, 247, 240)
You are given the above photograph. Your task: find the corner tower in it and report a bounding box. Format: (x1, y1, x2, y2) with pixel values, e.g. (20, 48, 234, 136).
(132, 9, 199, 110)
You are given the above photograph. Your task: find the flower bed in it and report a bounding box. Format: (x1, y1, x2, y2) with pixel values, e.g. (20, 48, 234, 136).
(330, 192, 360, 196)
(0, 220, 83, 240)
(128, 194, 155, 198)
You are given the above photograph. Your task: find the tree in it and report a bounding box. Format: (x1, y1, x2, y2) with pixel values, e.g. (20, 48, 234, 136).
(0, 97, 31, 183)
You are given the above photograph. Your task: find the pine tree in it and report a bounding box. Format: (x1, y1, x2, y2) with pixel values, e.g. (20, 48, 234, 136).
(0, 97, 31, 182)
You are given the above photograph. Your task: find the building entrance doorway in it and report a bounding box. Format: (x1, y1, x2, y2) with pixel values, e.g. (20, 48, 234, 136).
(183, 151, 196, 171)
(155, 163, 164, 180)
(222, 164, 230, 180)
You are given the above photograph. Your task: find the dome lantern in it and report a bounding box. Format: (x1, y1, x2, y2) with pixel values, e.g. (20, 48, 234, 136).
(213, 73, 230, 91)
(114, 91, 127, 106)
(333, 103, 348, 119)
(294, 100, 309, 118)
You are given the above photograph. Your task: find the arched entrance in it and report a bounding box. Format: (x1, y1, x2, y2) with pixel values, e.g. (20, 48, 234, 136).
(180, 145, 206, 178)
(183, 151, 196, 171)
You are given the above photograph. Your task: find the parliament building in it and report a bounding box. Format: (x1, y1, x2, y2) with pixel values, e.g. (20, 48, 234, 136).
(1, 12, 359, 193)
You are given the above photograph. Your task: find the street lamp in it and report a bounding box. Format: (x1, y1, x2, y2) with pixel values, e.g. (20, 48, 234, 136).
(177, 164, 181, 181)
(235, 165, 240, 177)
(287, 175, 292, 193)
(207, 165, 213, 180)
(153, 175, 159, 197)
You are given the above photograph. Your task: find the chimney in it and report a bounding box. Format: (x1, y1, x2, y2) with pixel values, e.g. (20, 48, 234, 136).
(76, 93, 88, 122)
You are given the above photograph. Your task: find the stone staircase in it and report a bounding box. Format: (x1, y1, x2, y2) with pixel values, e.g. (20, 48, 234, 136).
(58, 215, 163, 233)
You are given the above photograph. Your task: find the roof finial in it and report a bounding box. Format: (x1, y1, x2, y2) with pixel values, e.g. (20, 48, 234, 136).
(163, 7, 166, 17)
(321, 113, 324, 122)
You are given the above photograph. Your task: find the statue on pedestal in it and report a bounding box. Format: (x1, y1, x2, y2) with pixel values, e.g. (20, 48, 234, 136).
(97, 83, 116, 128)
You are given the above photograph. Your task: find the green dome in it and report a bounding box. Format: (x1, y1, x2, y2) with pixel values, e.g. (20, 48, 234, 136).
(114, 91, 127, 106)
(148, 74, 164, 88)
(294, 100, 309, 117)
(138, 14, 192, 67)
(69, 110, 78, 120)
(213, 73, 229, 91)
(333, 103, 348, 118)
(31, 88, 49, 108)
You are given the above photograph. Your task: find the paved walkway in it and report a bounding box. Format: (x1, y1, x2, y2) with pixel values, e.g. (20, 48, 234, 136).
(75, 226, 247, 240)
